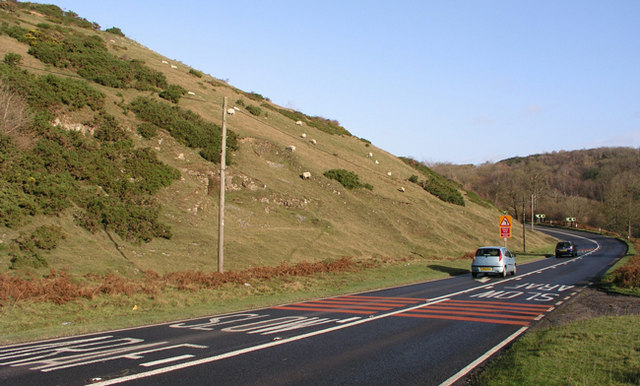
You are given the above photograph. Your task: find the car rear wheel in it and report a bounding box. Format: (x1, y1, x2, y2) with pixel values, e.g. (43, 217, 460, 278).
(502, 268, 507, 278)
(472, 272, 478, 278)
(511, 265, 517, 276)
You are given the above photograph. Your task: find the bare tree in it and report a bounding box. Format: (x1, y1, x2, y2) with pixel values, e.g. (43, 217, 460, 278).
(0, 81, 31, 145)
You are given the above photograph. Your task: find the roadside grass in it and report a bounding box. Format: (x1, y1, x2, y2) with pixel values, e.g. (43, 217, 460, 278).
(0, 253, 547, 344)
(475, 238, 640, 385)
(599, 239, 640, 297)
(475, 315, 640, 385)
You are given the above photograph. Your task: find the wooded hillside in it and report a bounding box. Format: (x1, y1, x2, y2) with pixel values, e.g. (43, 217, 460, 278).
(433, 147, 640, 238)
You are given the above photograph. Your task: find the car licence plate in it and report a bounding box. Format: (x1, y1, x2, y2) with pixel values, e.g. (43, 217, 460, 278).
(479, 267, 492, 272)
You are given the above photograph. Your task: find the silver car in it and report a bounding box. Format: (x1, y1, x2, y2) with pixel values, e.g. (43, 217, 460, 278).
(471, 246, 517, 278)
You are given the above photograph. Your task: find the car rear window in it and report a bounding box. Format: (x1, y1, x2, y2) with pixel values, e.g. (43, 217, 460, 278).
(557, 242, 571, 248)
(476, 248, 500, 256)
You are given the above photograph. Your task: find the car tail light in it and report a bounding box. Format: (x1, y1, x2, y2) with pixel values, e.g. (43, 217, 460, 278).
(498, 251, 503, 261)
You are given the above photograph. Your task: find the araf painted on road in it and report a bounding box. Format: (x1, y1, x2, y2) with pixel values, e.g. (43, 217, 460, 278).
(505, 282, 575, 292)
(170, 314, 267, 331)
(170, 313, 353, 336)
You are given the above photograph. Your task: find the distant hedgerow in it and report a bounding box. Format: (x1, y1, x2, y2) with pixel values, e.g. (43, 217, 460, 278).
(324, 169, 373, 190)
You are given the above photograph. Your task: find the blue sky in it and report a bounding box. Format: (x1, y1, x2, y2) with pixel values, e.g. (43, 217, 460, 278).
(33, 1, 640, 164)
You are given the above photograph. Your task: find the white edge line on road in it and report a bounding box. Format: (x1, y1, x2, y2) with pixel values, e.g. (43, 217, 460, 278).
(88, 229, 602, 385)
(140, 354, 195, 368)
(439, 326, 529, 386)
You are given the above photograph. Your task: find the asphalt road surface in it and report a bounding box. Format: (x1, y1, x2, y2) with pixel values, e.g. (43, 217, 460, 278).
(0, 227, 627, 385)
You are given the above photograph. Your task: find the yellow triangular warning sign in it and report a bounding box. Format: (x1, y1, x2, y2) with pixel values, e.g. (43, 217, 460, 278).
(500, 216, 511, 227)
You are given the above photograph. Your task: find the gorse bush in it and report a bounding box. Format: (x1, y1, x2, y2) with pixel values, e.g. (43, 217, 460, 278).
(137, 122, 158, 139)
(401, 157, 465, 206)
(324, 169, 373, 190)
(129, 96, 238, 164)
(25, 31, 167, 90)
(3, 52, 21, 66)
(188, 69, 203, 78)
(0, 66, 180, 242)
(159, 84, 186, 104)
(19, 3, 97, 29)
(105, 26, 124, 36)
(246, 104, 261, 116)
(0, 63, 105, 118)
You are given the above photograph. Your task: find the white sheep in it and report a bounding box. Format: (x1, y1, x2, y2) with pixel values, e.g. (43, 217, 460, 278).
(295, 120, 303, 126)
(367, 152, 373, 158)
(301, 172, 311, 179)
(286, 145, 296, 152)
(387, 172, 392, 176)
(227, 108, 235, 115)
(162, 60, 168, 64)
(301, 133, 307, 138)
(171, 65, 178, 69)
(187, 91, 196, 96)
(375, 160, 379, 164)
(310, 139, 317, 145)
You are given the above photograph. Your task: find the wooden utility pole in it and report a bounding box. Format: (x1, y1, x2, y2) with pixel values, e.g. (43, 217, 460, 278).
(531, 194, 535, 231)
(522, 198, 526, 253)
(217, 97, 228, 273)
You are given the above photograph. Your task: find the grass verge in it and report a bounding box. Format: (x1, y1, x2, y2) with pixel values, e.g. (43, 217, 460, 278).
(475, 315, 640, 385)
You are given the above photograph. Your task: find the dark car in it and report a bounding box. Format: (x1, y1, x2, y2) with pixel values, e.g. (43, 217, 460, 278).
(555, 241, 578, 257)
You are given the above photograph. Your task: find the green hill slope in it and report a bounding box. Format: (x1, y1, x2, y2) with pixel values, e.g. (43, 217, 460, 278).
(0, 2, 554, 279)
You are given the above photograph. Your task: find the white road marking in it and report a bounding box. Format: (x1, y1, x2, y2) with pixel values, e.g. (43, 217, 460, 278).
(440, 326, 529, 386)
(140, 355, 195, 367)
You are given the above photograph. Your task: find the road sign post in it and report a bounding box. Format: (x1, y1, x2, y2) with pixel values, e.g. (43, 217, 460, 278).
(499, 215, 512, 247)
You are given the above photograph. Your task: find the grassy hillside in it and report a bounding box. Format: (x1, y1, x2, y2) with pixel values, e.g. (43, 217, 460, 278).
(0, 4, 555, 280)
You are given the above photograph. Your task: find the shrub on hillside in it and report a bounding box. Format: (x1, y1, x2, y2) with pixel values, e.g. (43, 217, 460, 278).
(324, 169, 373, 190)
(27, 33, 167, 90)
(3, 53, 21, 66)
(401, 157, 465, 206)
(129, 96, 238, 164)
(105, 26, 125, 36)
(137, 122, 158, 139)
(0, 63, 105, 116)
(159, 84, 186, 104)
(30, 225, 66, 250)
(612, 254, 640, 288)
(188, 69, 203, 78)
(246, 105, 261, 116)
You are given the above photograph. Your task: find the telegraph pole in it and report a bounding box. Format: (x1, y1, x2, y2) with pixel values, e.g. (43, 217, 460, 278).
(531, 194, 535, 231)
(217, 97, 228, 273)
(522, 197, 526, 253)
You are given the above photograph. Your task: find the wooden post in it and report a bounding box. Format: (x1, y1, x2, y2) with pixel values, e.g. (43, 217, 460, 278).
(218, 97, 227, 273)
(522, 197, 526, 253)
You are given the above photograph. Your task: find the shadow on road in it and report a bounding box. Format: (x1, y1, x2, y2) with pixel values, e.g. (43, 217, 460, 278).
(428, 265, 469, 276)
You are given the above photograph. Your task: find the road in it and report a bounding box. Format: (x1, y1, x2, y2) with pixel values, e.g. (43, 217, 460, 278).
(0, 227, 627, 385)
